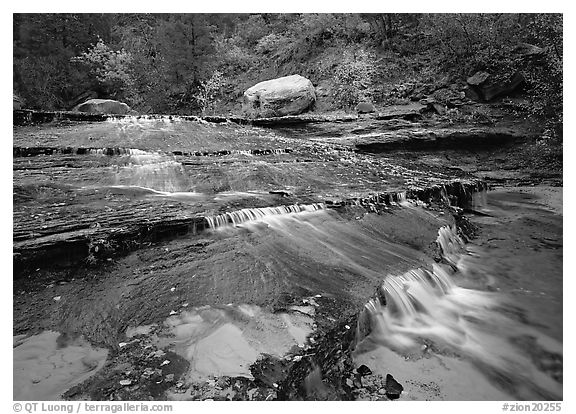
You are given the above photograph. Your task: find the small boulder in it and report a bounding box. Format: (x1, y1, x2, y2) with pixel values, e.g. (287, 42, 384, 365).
(243, 74, 316, 118)
(385, 374, 404, 400)
(466, 71, 524, 102)
(467, 71, 491, 87)
(356, 364, 373, 376)
(73, 98, 131, 115)
(357, 102, 376, 114)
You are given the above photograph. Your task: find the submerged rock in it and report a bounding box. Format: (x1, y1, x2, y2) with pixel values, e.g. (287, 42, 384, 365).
(243, 74, 316, 118)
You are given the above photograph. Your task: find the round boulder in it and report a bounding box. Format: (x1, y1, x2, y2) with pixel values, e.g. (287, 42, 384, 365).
(73, 99, 131, 115)
(243, 74, 316, 117)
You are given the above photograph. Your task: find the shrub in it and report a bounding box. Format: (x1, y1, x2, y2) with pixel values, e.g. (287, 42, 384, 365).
(193, 70, 225, 115)
(71, 38, 137, 103)
(332, 49, 377, 109)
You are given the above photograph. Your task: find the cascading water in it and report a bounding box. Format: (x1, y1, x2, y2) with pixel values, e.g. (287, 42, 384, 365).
(205, 203, 326, 229)
(112, 152, 189, 193)
(355, 225, 562, 400)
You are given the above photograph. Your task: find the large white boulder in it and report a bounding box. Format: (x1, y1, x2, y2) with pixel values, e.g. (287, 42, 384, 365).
(243, 75, 316, 117)
(73, 99, 131, 115)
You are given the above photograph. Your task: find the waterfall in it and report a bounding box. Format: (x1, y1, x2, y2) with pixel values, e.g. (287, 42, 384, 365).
(355, 225, 562, 400)
(205, 203, 325, 229)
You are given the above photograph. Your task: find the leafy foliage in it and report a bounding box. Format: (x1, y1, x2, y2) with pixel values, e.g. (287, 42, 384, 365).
(71, 38, 135, 102)
(332, 49, 377, 109)
(13, 12, 562, 141)
(193, 70, 225, 115)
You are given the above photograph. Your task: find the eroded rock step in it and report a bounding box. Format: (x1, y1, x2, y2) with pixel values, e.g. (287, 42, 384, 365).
(13, 146, 295, 158)
(352, 126, 535, 152)
(13, 106, 423, 128)
(13, 179, 487, 277)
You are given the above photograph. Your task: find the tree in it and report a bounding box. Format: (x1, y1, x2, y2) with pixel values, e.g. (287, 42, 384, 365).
(71, 38, 135, 102)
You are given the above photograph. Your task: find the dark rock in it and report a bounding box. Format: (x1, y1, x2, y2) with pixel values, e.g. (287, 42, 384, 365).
(375, 103, 425, 121)
(243, 74, 316, 118)
(269, 190, 292, 197)
(250, 354, 290, 388)
(482, 72, 525, 101)
(73, 99, 131, 115)
(384, 374, 403, 399)
(356, 364, 372, 376)
(513, 43, 545, 57)
(466, 71, 525, 102)
(357, 102, 376, 114)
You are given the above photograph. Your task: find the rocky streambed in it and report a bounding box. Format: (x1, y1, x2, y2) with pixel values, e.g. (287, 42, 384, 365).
(13, 105, 562, 401)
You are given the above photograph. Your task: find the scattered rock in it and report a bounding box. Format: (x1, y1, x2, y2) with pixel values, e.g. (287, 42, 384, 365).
(385, 374, 404, 400)
(356, 364, 372, 376)
(242, 74, 316, 118)
(119, 379, 132, 386)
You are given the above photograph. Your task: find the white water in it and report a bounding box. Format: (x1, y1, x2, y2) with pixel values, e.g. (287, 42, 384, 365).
(356, 225, 562, 400)
(205, 203, 325, 229)
(112, 152, 188, 193)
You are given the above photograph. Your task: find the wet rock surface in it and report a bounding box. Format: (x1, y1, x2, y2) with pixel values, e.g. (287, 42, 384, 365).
(13, 103, 562, 400)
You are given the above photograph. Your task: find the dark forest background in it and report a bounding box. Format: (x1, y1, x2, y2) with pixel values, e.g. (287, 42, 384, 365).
(13, 13, 562, 137)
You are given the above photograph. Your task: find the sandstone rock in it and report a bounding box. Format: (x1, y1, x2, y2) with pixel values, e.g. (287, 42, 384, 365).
(467, 71, 491, 86)
(357, 102, 376, 114)
(73, 99, 131, 115)
(482, 72, 525, 101)
(466, 71, 524, 102)
(243, 74, 316, 118)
